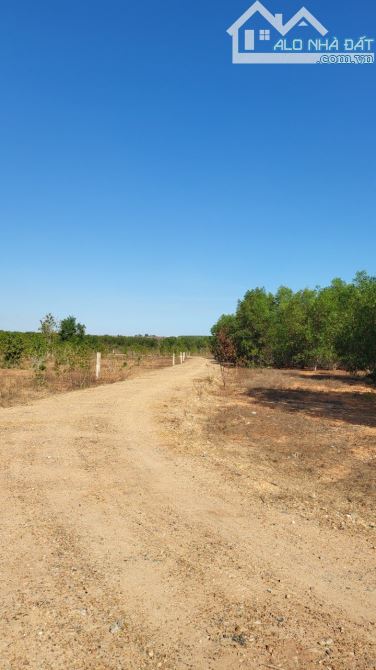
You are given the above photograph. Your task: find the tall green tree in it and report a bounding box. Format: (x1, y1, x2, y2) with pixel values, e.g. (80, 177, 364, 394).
(210, 272, 376, 375)
(59, 316, 86, 342)
(336, 272, 376, 375)
(235, 288, 275, 366)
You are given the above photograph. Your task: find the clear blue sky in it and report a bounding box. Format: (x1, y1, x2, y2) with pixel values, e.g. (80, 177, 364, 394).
(0, 0, 375, 335)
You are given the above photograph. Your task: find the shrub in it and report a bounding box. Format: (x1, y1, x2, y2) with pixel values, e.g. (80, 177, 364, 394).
(1, 334, 25, 368)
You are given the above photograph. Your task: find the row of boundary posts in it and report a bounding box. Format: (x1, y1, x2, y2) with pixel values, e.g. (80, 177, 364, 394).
(95, 350, 191, 379)
(172, 352, 190, 366)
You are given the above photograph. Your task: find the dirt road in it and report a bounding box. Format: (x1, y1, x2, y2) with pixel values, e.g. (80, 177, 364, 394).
(0, 358, 375, 669)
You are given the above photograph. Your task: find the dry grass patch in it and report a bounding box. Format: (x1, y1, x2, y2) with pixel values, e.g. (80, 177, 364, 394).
(163, 365, 376, 538)
(0, 354, 174, 408)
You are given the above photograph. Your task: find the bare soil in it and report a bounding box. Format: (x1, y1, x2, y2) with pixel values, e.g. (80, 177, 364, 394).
(0, 359, 375, 669)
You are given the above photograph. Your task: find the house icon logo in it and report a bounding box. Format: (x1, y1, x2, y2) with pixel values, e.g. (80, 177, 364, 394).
(227, 3, 375, 64)
(227, 1, 330, 64)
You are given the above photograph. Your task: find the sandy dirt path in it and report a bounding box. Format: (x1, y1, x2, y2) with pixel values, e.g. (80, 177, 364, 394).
(0, 358, 375, 669)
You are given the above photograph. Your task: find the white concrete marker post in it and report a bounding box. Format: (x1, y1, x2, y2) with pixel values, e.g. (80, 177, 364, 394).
(180, 353, 183, 364)
(96, 352, 101, 380)
(172, 353, 176, 366)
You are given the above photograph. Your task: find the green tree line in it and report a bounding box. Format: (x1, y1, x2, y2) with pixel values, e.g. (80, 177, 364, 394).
(0, 314, 210, 369)
(211, 272, 376, 376)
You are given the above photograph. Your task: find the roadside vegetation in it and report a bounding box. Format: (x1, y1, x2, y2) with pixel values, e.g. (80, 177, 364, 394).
(211, 271, 376, 377)
(0, 314, 210, 406)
